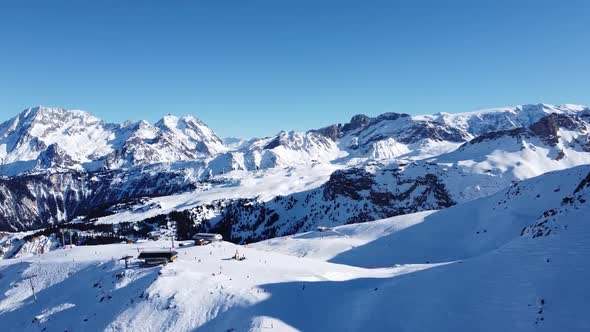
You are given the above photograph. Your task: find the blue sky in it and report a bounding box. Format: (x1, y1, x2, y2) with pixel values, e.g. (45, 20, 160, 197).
(1, 0, 588, 138)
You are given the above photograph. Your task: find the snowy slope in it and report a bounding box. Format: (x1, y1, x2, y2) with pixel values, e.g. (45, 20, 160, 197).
(0, 240, 419, 331)
(0, 107, 114, 174)
(415, 103, 588, 135)
(1, 165, 590, 331)
(93, 163, 343, 225)
(257, 164, 590, 267)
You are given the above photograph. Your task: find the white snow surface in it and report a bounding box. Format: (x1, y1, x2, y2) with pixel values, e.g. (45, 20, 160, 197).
(2, 165, 590, 331)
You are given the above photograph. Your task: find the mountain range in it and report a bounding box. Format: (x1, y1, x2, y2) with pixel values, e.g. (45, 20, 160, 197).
(1, 103, 590, 241)
(2, 103, 588, 176)
(2, 103, 590, 331)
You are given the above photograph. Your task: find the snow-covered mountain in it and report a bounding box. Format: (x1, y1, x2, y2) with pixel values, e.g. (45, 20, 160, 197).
(2, 103, 590, 331)
(2, 165, 590, 331)
(58, 109, 589, 243)
(209, 131, 342, 174)
(1, 103, 590, 236)
(314, 103, 588, 161)
(0, 107, 226, 175)
(2, 104, 587, 176)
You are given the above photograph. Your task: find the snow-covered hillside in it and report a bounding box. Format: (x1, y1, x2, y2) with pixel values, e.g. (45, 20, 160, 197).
(1, 165, 590, 331)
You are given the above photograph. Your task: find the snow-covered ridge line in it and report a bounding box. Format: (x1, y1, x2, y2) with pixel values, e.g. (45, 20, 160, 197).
(0, 106, 226, 175)
(1, 103, 590, 235)
(1, 103, 588, 177)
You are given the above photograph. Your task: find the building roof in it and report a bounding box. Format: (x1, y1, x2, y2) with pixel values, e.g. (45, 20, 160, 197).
(137, 251, 178, 259)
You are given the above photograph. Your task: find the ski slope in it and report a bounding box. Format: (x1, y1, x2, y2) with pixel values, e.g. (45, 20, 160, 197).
(0, 240, 431, 331)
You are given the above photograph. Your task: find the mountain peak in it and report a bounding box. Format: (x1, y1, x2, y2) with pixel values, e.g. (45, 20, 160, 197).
(344, 114, 371, 131)
(152, 114, 226, 155)
(155, 114, 206, 130)
(25, 105, 94, 118)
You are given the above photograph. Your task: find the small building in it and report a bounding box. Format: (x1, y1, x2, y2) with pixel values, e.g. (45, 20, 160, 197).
(192, 233, 223, 242)
(138, 250, 178, 266)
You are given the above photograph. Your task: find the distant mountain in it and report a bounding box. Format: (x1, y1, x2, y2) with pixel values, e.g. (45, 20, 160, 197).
(210, 103, 589, 173)
(314, 103, 588, 160)
(0, 107, 226, 176)
(223, 137, 249, 150)
(1, 103, 590, 236)
(3, 104, 586, 177)
(174, 107, 590, 243)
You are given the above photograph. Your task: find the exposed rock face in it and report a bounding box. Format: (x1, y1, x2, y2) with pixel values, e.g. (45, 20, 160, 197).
(342, 114, 371, 132)
(323, 169, 375, 200)
(461, 113, 588, 148)
(395, 121, 468, 144)
(314, 112, 410, 142)
(467, 128, 527, 145)
(529, 113, 586, 145)
(314, 124, 341, 141)
(165, 165, 456, 243)
(263, 134, 284, 150)
(36, 144, 76, 169)
(574, 171, 590, 194)
(0, 169, 199, 231)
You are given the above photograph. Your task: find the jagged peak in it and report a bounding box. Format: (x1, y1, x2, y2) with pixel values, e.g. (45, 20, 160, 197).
(180, 114, 203, 124)
(0, 106, 104, 139)
(122, 120, 135, 128)
(156, 114, 206, 128)
(23, 106, 98, 121)
(444, 103, 586, 118)
(136, 119, 153, 128)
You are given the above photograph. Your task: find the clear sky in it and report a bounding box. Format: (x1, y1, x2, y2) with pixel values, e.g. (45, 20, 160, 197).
(1, 0, 589, 138)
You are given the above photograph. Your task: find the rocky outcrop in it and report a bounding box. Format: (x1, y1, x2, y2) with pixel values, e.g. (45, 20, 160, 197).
(462, 113, 588, 148)
(168, 166, 456, 243)
(323, 169, 375, 200)
(36, 144, 76, 169)
(0, 169, 199, 231)
(530, 113, 586, 146)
